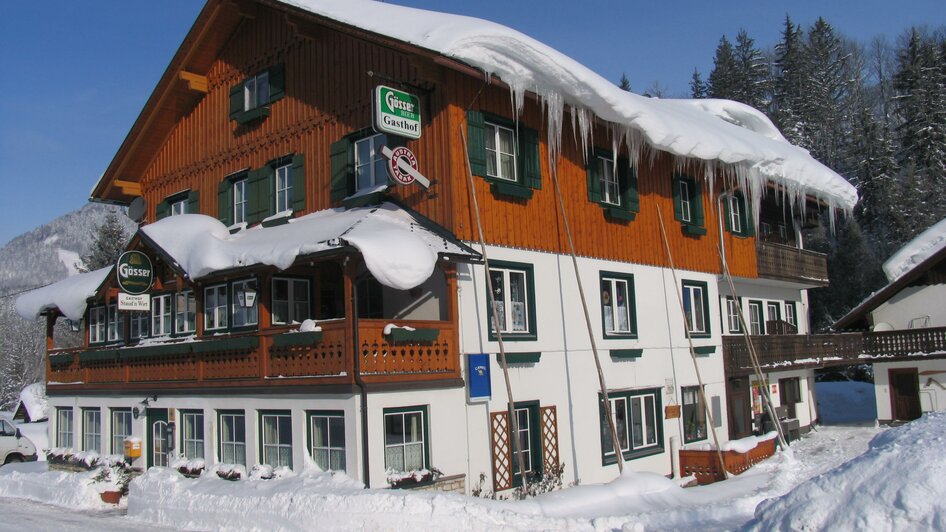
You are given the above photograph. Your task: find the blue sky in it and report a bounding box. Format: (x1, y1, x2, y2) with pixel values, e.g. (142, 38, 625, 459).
(0, 0, 942, 247)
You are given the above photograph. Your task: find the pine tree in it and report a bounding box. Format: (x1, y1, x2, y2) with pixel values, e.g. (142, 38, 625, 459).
(772, 16, 808, 145)
(618, 72, 631, 92)
(708, 36, 739, 100)
(79, 211, 131, 272)
(732, 29, 770, 109)
(690, 68, 707, 98)
(800, 18, 854, 168)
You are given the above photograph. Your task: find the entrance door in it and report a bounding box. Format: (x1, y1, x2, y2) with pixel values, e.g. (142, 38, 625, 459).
(889, 368, 922, 421)
(146, 408, 169, 468)
(727, 377, 752, 439)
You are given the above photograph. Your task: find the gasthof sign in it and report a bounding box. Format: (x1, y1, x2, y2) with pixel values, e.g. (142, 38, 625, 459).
(116, 251, 154, 295)
(373, 85, 421, 139)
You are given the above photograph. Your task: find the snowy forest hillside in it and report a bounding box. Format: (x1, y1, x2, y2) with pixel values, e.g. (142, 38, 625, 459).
(685, 20, 946, 329)
(0, 203, 135, 409)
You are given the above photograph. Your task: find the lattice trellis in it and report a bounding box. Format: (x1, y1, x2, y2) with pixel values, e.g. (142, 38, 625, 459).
(540, 405, 560, 472)
(490, 411, 512, 491)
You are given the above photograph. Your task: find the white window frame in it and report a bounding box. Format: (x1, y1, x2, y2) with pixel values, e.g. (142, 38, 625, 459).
(218, 412, 246, 466)
(682, 283, 707, 335)
(111, 409, 132, 455)
(603, 391, 659, 458)
(57, 408, 74, 448)
(89, 306, 106, 344)
(383, 408, 427, 472)
(514, 407, 535, 475)
(275, 163, 292, 214)
(106, 304, 123, 342)
(182, 411, 204, 460)
(152, 294, 172, 336)
(485, 121, 518, 182)
(726, 297, 742, 334)
(170, 199, 187, 216)
(601, 276, 634, 335)
(748, 301, 764, 335)
(233, 178, 248, 225)
(784, 302, 797, 327)
(175, 290, 196, 335)
(82, 408, 101, 453)
(129, 311, 148, 340)
(679, 180, 692, 223)
(244, 71, 269, 111)
(598, 155, 621, 206)
(682, 386, 707, 443)
(488, 267, 530, 335)
(309, 413, 346, 472)
(271, 278, 310, 326)
(260, 412, 293, 469)
(231, 279, 259, 328)
(729, 195, 743, 233)
(204, 284, 229, 331)
(354, 133, 388, 192)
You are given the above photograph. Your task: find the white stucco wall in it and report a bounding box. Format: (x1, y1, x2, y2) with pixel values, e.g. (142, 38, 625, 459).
(719, 280, 809, 335)
(873, 360, 946, 421)
(871, 284, 946, 330)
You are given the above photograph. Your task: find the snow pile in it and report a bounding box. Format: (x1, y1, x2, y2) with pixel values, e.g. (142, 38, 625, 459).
(282, 0, 856, 215)
(882, 217, 946, 281)
(142, 203, 469, 290)
(0, 462, 110, 510)
(17, 382, 48, 422)
(815, 380, 877, 424)
(14, 266, 111, 321)
(684, 431, 777, 453)
(746, 412, 946, 531)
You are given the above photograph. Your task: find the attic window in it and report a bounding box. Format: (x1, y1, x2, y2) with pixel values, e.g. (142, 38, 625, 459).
(244, 71, 269, 111)
(229, 64, 285, 125)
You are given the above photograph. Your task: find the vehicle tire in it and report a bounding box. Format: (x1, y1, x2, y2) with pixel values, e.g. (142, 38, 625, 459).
(4, 455, 22, 464)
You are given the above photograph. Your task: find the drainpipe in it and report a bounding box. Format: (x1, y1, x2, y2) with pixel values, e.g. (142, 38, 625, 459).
(350, 265, 370, 488)
(717, 192, 729, 273)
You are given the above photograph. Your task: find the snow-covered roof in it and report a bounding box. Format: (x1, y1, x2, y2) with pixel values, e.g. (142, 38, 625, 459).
(141, 202, 476, 290)
(281, 0, 856, 212)
(15, 267, 111, 322)
(883, 217, 946, 281)
(16, 383, 48, 422)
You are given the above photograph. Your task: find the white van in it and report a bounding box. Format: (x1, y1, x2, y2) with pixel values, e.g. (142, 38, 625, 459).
(0, 418, 37, 464)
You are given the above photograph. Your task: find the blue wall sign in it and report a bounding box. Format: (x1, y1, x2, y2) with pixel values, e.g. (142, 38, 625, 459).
(467, 353, 491, 401)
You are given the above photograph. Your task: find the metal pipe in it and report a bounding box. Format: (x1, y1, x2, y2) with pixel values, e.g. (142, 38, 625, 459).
(350, 266, 370, 488)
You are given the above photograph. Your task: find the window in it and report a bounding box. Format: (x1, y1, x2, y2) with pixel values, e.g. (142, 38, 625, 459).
(152, 294, 172, 336)
(130, 311, 149, 340)
(260, 411, 293, 469)
(766, 302, 781, 327)
(231, 279, 259, 329)
(233, 177, 248, 225)
(673, 174, 706, 235)
(218, 411, 246, 466)
(274, 162, 292, 214)
(465, 110, 541, 199)
(57, 408, 74, 448)
(308, 411, 345, 472)
(779, 377, 801, 419)
(111, 409, 132, 455)
(682, 280, 710, 338)
(725, 192, 754, 237)
(204, 284, 229, 331)
(512, 402, 542, 485)
(354, 133, 388, 192)
(487, 261, 536, 340)
(272, 278, 310, 325)
(157, 190, 199, 220)
(175, 290, 196, 335)
(170, 199, 187, 216)
(181, 411, 204, 460)
(106, 304, 123, 343)
(383, 406, 429, 472)
(725, 297, 742, 334)
(600, 388, 663, 464)
(682, 386, 707, 443)
(89, 306, 106, 344)
(586, 150, 639, 221)
(600, 272, 636, 337)
(784, 301, 797, 328)
(748, 300, 764, 335)
(82, 408, 101, 453)
(229, 64, 284, 125)
(0, 420, 15, 437)
(729, 195, 742, 233)
(597, 156, 620, 206)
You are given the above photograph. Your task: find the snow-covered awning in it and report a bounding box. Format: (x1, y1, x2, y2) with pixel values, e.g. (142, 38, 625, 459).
(280, 0, 856, 212)
(15, 267, 111, 321)
(140, 202, 478, 290)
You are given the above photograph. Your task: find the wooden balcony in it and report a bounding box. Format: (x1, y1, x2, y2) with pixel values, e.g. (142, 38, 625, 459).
(756, 242, 829, 287)
(47, 318, 460, 393)
(723, 326, 946, 376)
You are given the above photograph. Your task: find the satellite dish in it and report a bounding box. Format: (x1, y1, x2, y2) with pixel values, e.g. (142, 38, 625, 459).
(127, 197, 146, 223)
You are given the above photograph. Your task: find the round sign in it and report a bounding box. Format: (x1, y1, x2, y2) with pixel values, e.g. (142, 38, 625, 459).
(116, 251, 154, 295)
(386, 146, 418, 185)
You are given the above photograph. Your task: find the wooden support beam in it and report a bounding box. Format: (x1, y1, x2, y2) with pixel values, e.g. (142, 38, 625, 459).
(286, 14, 322, 41)
(114, 179, 141, 196)
(229, 0, 257, 19)
(179, 71, 209, 94)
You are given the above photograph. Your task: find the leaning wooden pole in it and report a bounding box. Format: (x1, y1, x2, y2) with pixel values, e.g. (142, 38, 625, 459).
(548, 159, 625, 473)
(655, 205, 728, 480)
(459, 127, 529, 491)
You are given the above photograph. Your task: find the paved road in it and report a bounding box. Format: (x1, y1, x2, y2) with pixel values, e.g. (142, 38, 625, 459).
(0, 497, 178, 532)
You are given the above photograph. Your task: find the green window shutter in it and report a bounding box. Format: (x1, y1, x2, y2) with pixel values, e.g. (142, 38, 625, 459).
(330, 137, 353, 202)
(518, 126, 541, 189)
(291, 153, 305, 213)
(246, 168, 269, 224)
(466, 110, 488, 177)
(742, 194, 755, 237)
(268, 64, 285, 103)
(187, 190, 200, 214)
(586, 155, 601, 203)
(618, 159, 639, 212)
(692, 179, 705, 227)
(672, 176, 683, 221)
(217, 180, 232, 225)
(156, 201, 169, 220)
(229, 83, 244, 120)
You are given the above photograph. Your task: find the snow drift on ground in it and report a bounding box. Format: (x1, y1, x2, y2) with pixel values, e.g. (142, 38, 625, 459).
(0, 462, 110, 510)
(15, 266, 110, 321)
(815, 380, 877, 424)
(282, 0, 856, 214)
(17, 382, 48, 422)
(745, 412, 946, 531)
(883, 217, 946, 281)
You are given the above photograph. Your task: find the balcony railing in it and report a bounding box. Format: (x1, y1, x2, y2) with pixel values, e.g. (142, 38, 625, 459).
(48, 318, 460, 390)
(723, 326, 946, 376)
(756, 242, 829, 287)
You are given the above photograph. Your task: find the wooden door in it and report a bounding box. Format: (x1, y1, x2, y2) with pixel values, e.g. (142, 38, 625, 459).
(889, 368, 921, 421)
(727, 377, 752, 439)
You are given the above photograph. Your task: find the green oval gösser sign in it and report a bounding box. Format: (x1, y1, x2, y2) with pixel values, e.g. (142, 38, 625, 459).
(116, 251, 154, 295)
